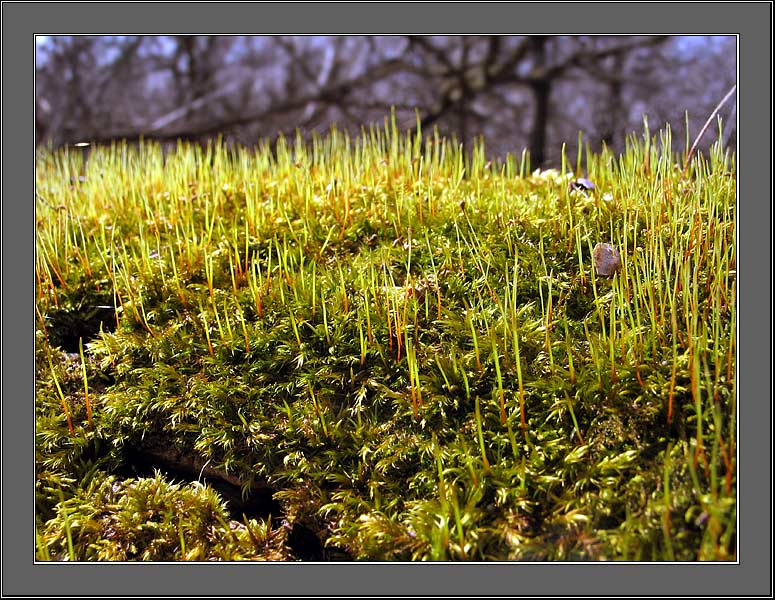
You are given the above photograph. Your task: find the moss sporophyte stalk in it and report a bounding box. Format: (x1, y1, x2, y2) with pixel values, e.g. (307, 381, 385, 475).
(36, 117, 736, 561)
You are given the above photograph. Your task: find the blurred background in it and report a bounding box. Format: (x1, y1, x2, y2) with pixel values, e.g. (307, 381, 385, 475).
(35, 35, 737, 167)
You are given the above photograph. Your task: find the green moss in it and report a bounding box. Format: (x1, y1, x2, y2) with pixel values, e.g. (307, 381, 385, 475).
(36, 120, 736, 561)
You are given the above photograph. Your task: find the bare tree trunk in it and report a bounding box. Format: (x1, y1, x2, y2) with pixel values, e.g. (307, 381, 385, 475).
(527, 36, 551, 168)
(528, 79, 551, 168)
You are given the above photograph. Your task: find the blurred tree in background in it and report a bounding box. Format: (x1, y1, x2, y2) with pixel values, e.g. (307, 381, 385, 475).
(35, 35, 736, 166)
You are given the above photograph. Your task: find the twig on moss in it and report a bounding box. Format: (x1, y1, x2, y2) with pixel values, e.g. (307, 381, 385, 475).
(682, 85, 736, 177)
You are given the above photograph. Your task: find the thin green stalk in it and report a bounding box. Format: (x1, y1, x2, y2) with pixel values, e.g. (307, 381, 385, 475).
(78, 338, 93, 429)
(474, 395, 491, 475)
(564, 318, 576, 385)
(308, 382, 329, 438)
(58, 489, 76, 561)
(47, 348, 74, 435)
(199, 302, 214, 357)
(466, 308, 482, 374)
(491, 335, 506, 426)
(565, 392, 585, 445)
(662, 444, 676, 561)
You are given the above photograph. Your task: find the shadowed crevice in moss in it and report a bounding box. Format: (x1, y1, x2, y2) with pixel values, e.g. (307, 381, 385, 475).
(116, 442, 280, 522)
(44, 305, 117, 353)
(112, 443, 353, 560)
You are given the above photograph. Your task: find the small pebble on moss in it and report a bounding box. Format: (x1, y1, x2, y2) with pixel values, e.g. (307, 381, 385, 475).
(593, 242, 621, 277)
